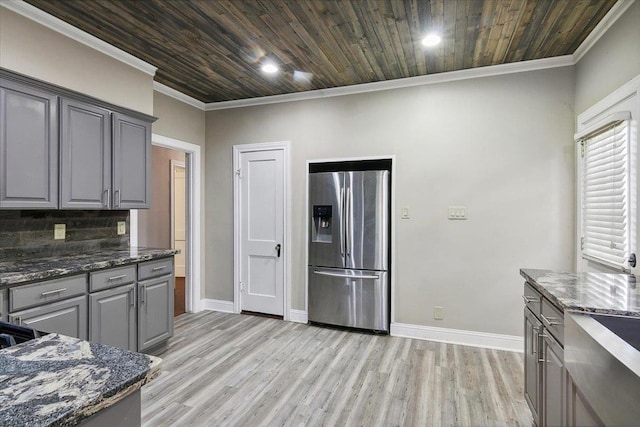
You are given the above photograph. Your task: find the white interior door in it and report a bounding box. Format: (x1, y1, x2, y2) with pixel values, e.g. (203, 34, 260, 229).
(171, 161, 186, 277)
(239, 149, 284, 315)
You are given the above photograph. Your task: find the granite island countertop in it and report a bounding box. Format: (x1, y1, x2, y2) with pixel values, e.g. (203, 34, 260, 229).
(0, 247, 178, 288)
(0, 333, 161, 427)
(520, 268, 639, 317)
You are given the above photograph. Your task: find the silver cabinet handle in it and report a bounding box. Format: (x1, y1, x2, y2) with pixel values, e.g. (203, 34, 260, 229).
(151, 266, 167, 271)
(129, 288, 135, 307)
(115, 189, 121, 208)
(313, 270, 379, 280)
(140, 285, 145, 304)
(41, 288, 67, 297)
(103, 189, 110, 208)
(108, 274, 127, 281)
(541, 314, 561, 327)
(522, 295, 536, 304)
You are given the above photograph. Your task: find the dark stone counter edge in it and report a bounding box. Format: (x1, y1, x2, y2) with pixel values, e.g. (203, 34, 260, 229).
(519, 269, 640, 318)
(0, 250, 178, 288)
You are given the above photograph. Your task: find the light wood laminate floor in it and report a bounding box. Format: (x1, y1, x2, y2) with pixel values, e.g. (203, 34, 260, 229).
(141, 311, 532, 426)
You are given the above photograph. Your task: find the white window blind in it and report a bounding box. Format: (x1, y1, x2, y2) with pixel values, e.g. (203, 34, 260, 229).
(580, 118, 631, 270)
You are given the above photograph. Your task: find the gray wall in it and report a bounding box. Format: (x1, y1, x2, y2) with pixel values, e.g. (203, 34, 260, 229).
(0, 8, 153, 115)
(138, 146, 185, 249)
(205, 66, 576, 336)
(575, 1, 640, 115)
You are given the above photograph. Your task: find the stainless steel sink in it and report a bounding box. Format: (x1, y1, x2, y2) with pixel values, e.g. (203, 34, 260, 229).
(565, 313, 640, 426)
(591, 313, 640, 351)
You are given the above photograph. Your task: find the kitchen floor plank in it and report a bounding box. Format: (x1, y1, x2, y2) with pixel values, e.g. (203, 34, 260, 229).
(141, 312, 531, 426)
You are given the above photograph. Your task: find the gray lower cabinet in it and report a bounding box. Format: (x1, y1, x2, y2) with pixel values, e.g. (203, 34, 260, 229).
(9, 295, 88, 340)
(542, 332, 565, 427)
(0, 79, 58, 209)
(523, 282, 566, 427)
(138, 275, 174, 352)
(566, 376, 603, 427)
(524, 308, 541, 425)
(112, 112, 151, 209)
(90, 283, 136, 351)
(0, 289, 7, 322)
(60, 98, 111, 209)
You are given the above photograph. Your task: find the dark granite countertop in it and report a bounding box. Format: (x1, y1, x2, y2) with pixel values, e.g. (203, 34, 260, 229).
(0, 333, 161, 427)
(520, 268, 639, 317)
(0, 247, 178, 288)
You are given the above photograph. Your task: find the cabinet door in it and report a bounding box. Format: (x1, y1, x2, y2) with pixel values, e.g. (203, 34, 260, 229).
(90, 284, 136, 351)
(543, 332, 565, 427)
(60, 98, 111, 209)
(0, 80, 58, 209)
(112, 112, 151, 209)
(138, 275, 174, 352)
(9, 295, 88, 340)
(524, 308, 541, 426)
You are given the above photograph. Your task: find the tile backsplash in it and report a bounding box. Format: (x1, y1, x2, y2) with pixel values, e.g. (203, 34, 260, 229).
(0, 210, 129, 259)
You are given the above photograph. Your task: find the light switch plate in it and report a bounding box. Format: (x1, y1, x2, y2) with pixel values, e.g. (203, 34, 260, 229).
(117, 221, 126, 235)
(448, 206, 468, 220)
(401, 206, 410, 219)
(54, 224, 66, 240)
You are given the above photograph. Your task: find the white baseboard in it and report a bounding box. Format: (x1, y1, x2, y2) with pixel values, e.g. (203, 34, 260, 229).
(391, 322, 523, 353)
(201, 299, 235, 313)
(289, 309, 308, 324)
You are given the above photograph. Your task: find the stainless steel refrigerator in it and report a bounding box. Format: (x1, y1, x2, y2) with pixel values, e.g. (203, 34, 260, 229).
(308, 169, 390, 332)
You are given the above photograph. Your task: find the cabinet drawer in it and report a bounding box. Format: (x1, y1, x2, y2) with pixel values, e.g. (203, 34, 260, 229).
(523, 281, 542, 316)
(9, 295, 88, 340)
(9, 274, 87, 312)
(541, 297, 564, 345)
(90, 265, 136, 292)
(138, 258, 173, 281)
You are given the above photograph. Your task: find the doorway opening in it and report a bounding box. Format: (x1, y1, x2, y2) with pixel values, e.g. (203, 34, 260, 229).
(131, 134, 202, 315)
(138, 146, 187, 316)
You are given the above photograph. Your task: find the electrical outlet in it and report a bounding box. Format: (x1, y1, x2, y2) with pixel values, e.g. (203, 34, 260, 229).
(434, 306, 444, 320)
(117, 221, 126, 235)
(54, 224, 66, 240)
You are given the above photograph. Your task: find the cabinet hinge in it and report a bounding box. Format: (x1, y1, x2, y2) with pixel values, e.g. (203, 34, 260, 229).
(240, 281, 244, 292)
(235, 168, 242, 178)
(580, 237, 585, 251)
(580, 140, 585, 158)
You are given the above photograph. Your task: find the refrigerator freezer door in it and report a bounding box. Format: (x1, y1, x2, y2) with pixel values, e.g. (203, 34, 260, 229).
(345, 170, 389, 271)
(308, 267, 389, 332)
(309, 172, 345, 268)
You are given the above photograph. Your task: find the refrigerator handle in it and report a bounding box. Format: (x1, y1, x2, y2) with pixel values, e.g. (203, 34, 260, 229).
(313, 270, 380, 280)
(346, 186, 352, 257)
(340, 187, 345, 257)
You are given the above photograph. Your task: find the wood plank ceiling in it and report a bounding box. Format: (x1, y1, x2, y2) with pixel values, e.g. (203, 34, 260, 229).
(24, 0, 617, 103)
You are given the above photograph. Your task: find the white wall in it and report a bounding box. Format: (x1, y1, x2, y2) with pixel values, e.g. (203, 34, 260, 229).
(206, 66, 576, 336)
(575, 1, 640, 115)
(0, 8, 153, 114)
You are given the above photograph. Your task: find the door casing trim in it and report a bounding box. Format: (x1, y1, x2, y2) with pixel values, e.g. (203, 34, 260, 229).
(233, 141, 291, 320)
(131, 133, 202, 312)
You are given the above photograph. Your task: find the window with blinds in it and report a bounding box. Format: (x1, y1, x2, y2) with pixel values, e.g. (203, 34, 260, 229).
(579, 117, 631, 270)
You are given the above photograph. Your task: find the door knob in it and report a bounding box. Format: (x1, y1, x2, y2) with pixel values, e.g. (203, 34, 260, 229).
(275, 244, 281, 257)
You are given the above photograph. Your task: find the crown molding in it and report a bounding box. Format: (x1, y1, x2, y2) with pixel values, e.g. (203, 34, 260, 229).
(573, 0, 635, 63)
(153, 81, 205, 110)
(0, 0, 157, 76)
(204, 55, 574, 111)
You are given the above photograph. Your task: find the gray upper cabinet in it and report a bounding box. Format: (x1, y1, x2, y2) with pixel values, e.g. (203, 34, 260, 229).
(60, 98, 111, 209)
(112, 112, 151, 209)
(0, 79, 58, 209)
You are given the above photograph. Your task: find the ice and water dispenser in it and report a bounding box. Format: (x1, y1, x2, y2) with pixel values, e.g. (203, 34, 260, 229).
(311, 205, 332, 243)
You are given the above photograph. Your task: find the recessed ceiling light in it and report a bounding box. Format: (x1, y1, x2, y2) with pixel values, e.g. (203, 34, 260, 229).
(261, 63, 279, 74)
(421, 34, 441, 47)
